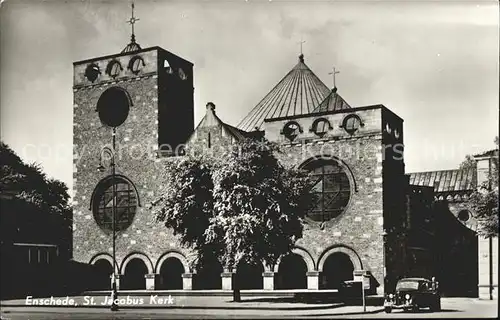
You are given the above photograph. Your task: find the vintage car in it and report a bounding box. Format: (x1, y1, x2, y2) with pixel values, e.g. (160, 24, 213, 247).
(384, 277, 441, 313)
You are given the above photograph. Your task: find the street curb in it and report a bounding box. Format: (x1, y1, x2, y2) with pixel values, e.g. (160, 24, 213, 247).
(0, 303, 345, 311)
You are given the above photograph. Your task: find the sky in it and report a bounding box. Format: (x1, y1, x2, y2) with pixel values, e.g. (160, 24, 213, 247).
(1, 0, 499, 193)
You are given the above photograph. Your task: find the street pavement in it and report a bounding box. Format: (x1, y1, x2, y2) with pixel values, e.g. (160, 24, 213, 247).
(1, 297, 497, 319)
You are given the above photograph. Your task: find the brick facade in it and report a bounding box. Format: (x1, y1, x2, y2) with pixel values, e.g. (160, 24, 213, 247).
(72, 45, 426, 295)
(72, 47, 196, 287)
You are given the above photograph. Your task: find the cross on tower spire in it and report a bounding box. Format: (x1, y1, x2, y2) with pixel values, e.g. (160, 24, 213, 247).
(126, 1, 140, 43)
(329, 67, 340, 89)
(297, 37, 306, 62)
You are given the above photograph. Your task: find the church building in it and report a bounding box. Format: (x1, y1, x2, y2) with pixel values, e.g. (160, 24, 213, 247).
(71, 13, 496, 297)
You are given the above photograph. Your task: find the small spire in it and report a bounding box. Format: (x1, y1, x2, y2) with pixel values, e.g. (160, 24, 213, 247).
(299, 54, 304, 63)
(126, 1, 140, 44)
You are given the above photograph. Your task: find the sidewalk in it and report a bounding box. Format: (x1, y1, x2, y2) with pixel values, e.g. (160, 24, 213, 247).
(1, 294, 383, 313)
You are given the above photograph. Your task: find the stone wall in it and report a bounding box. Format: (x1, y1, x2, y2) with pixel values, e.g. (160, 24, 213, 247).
(263, 106, 391, 293)
(73, 47, 195, 277)
(479, 236, 498, 299)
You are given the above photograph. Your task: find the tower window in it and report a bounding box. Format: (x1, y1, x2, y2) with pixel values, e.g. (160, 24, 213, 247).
(281, 121, 303, 142)
(341, 114, 363, 135)
(178, 68, 187, 80)
(128, 56, 145, 74)
(96, 87, 131, 128)
(106, 60, 123, 78)
(164, 60, 173, 74)
(84, 63, 101, 82)
(92, 176, 138, 233)
(311, 118, 332, 137)
(302, 158, 351, 222)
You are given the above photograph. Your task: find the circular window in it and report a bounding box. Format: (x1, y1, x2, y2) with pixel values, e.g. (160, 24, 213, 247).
(85, 63, 101, 83)
(92, 176, 138, 233)
(282, 121, 302, 142)
(96, 87, 131, 127)
(128, 56, 145, 74)
(311, 118, 332, 137)
(342, 115, 362, 135)
(302, 158, 351, 222)
(457, 210, 470, 222)
(106, 60, 123, 78)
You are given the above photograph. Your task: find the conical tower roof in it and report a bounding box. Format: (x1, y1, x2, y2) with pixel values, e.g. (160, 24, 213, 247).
(238, 54, 330, 131)
(311, 87, 351, 113)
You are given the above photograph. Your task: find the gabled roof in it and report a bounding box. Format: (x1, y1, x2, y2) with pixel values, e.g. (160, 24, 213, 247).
(311, 87, 351, 113)
(237, 54, 330, 132)
(408, 168, 476, 193)
(187, 103, 251, 147)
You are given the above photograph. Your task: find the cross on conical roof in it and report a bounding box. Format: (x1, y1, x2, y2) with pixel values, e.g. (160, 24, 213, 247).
(238, 54, 330, 131)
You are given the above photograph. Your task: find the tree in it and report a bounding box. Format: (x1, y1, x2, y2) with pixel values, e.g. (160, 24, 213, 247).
(0, 142, 71, 250)
(461, 137, 499, 238)
(153, 139, 315, 300)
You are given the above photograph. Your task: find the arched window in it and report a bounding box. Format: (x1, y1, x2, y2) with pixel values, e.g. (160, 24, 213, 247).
(341, 114, 363, 135)
(84, 63, 101, 82)
(281, 121, 303, 142)
(302, 158, 351, 222)
(311, 118, 332, 137)
(128, 56, 145, 74)
(92, 176, 138, 232)
(106, 60, 123, 78)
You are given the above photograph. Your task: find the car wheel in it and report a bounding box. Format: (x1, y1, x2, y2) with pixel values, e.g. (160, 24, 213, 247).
(430, 300, 441, 312)
(384, 307, 392, 313)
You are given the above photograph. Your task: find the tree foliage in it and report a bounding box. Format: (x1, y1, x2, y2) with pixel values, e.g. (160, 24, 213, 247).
(464, 137, 499, 238)
(0, 142, 71, 248)
(153, 139, 315, 271)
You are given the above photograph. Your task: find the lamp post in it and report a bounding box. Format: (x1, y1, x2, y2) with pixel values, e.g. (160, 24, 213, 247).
(382, 229, 388, 294)
(98, 127, 118, 311)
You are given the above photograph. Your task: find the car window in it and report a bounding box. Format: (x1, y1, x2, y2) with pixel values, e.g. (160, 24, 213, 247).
(420, 282, 429, 290)
(396, 280, 419, 290)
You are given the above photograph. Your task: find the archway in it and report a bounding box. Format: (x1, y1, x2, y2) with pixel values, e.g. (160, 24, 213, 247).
(158, 257, 185, 290)
(235, 261, 264, 290)
(92, 259, 113, 290)
(121, 258, 147, 290)
(276, 253, 308, 289)
(195, 257, 223, 290)
(322, 252, 354, 289)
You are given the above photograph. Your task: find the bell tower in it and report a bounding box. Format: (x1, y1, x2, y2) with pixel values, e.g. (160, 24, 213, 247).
(72, 4, 194, 269)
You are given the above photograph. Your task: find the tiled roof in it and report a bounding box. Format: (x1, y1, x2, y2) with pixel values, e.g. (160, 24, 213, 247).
(474, 149, 499, 158)
(311, 87, 351, 113)
(222, 123, 251, 141)
(408, 168, 476, 193)
(237, 54, 330, 132)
